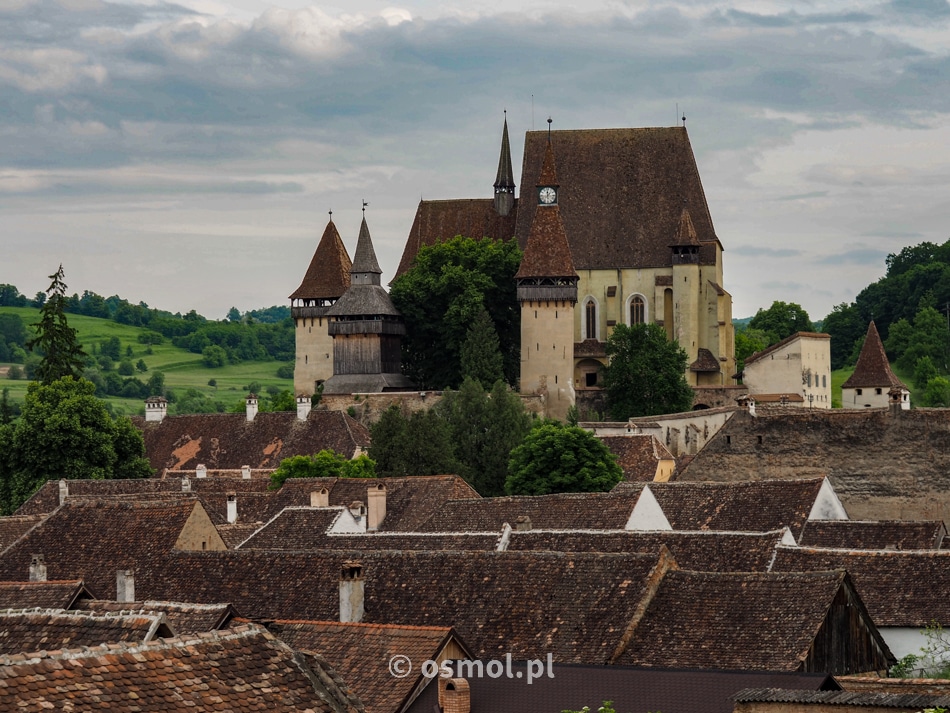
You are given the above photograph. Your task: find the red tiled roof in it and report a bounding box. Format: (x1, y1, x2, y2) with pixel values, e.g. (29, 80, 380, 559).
(0, 515, 45, 553)
(0, 580, 95, 610)
(689, 347, 721, 373)
(841, 321, 907, 389)
(79, 600, 238, 635)
(289, 219, 352, 300)
(597, 435, 673, 482)
(0, 610, 173, 655)
(798, 520, 946, 550)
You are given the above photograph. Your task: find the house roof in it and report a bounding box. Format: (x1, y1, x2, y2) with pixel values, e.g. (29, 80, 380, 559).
(645, 478, 827, 538)
(415, 490, 642, 532)
(394, 199, 518, 279)
(404, 663, 837, 713)
(0, 609, 173, 655)
(613, 569, 876, 671)
(798, 520, 947, 550)
(0, 515, 45, 553)
(289, 219, 352, 301)
(841, 321, 907, 389)
(690, 347, 722, 373)
(514, 127, 720, 270)
(733, 687, 950, 709)
(744, 332, 831, 367)
(268, 620, 468, 713)
(79, 600, 238, 634)
(216, 523, 264, 548)
(771, 546, 950, 627)
(670, 206, 701, 247)
(598, 434, 674, 483)
(0, 624, 365, 713)
(0, 580, 95, 610)
(132, 410, 371, 472)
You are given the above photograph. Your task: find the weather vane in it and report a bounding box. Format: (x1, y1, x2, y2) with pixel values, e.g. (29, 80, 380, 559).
(362, 200, 369, 215)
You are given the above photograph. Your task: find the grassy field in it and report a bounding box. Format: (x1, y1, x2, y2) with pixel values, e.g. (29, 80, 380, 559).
(0, 307, 293, 416)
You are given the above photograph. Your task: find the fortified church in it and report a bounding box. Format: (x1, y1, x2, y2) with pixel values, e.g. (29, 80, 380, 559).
(291, 118, 736, 419)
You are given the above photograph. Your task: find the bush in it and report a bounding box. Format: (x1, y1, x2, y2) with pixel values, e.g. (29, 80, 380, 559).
(117, 359, 135, 376)
(135, 359, 148, 373)
(276, 363, 294, 379)
(202, 345, 227, 368)
(6, 365, 23, 380)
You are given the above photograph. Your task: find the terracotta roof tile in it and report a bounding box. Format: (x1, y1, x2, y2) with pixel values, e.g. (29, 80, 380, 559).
(0, 581, 95, 610)
(597, 435, 673, 482)
(670, 206, 700, 247)
(798, 520, 946, 550)
(734, 687, 950, 709)
(841, 321, 907, 389)
(690, 347, 722, 372)
(289, 219, 352, 301)
(79, 601, 238, 634)
(0, 610, 173, 655)
(0, 515, 45, 553)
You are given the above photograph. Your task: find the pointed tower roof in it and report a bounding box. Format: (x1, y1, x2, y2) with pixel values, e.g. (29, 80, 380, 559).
(841, 321, 907, 390)
(670, 206, 701, 247)
(289, 219, 352, 300)
(352, 217, 383, 275)
(515, 140, 577, 280)
(493, 114, 515, 192)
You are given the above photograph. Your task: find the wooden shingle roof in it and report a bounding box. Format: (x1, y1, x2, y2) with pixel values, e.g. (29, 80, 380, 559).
(289, 219, 352, 300)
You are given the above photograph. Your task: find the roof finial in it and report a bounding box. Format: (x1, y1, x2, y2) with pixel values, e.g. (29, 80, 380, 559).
(362, 200, 368, 216)
(328, 209, 333, 219)
(682, 114, 686, 126)
(547, 116, 552, 143)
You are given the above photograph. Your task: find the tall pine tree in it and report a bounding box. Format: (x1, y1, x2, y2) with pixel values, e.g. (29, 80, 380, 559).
(459, 307, 505, 388)
(26, 266, 87, 384)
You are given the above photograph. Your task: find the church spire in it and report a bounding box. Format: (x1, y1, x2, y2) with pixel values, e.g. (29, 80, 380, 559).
(351, 215, 383, 286)
(493, 112, 516, 217)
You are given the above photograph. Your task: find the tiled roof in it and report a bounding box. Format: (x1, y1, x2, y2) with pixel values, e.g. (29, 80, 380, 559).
(514, 128, 720, 270)
(405, 664, 837, 713)
(614, 570, 890, 672)
(0, 499, 220, 599)
(134, 410, 371, 472)
(289, 219, 352, 300)
(0, 609, 173, 655)
(0, 581, 95, 610)
(646, 478, 826, 538)
(733, 688, 950, 709)
(841, 321, 907, 389)
(216, 523, 263, 548)
(394, 199, 518, 279)
(670, 206, 701, 247)
(772, 546, 950, 626)
(268, 620, 468, 713)
(744, 332, 831, 367)
(0, 624, 365, 712)
(690, 347, 722, 373)
(135, 549, 669, 664)
(415, 491, 642, 532)
(0, 515, 45, 553)
(798, 520, 946, 550)
(596, 435, 673, 482)
(80, 601, 237, 634)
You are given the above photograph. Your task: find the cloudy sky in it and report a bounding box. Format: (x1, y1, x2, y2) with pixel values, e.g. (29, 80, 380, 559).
(3, 0, 950, 322)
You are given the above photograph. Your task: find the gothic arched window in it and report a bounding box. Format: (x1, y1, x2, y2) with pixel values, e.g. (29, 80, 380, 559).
(585, 299, 597, 340)
(630, 295, 646, 325)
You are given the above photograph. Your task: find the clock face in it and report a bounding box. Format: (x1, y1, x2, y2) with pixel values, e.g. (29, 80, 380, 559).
(539, 187, 557, 205)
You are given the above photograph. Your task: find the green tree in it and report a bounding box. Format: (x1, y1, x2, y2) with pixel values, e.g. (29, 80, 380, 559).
(821, 302, 867, 370)
(915, 356, 940, 391)
(435, 377, 532, 496)
(227, 307, 242, 323)
(563, 702, 620, 713)
(390, 236, 522, 389)
(135, 359, 148, 373)
(922, 376, 950, 408)
(459, 307, 505, 388)
(100, 336, 121, 360)
(748, 301, 813, 344)
(886, 307, 950, 373)
(202, 345, 227, 368)
(117, 359, 134, 376)
(601, 323, 693, 419)
(269, 450, 377, 489)
(25, 266, 87, 384)
(7, 377, 152, 511)
(369, 405, 460, 477)
(505, 422, 622, 496)
(734, 327, 770, 375)
(267, 389, 296, 412)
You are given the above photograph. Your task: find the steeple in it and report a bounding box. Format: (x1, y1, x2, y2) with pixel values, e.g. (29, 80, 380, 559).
(670, 205, 700, 264)
(350, 216, 383, 286)
(841, 321, 907, 390)
(493, 113, 516, 217)
(289, 218, 352, 303)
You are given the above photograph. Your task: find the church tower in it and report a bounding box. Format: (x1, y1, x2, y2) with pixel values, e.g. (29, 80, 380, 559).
(290, 216, 352, 397)
(322, 213, 414, 394)
(669, 206, 704, 386)
(516, 131, 578, 420)
(493, 113, 516, 217)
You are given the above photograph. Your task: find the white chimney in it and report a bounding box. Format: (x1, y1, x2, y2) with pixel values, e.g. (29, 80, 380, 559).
(226, 492, 238, 524)
(144, 396, 168, 423)
(246, 394, 258, 422)
(58, 480, 68, 505)
(181, 476, 192, 492)
(339, 561, 364, 623)
(29, 554, 46, 582)
(515, 515, 532, 532)
(296, 395, 312, 421)
(241, 465, 251, 480)
(311, 488, 330, 508)
(367, 484, 387, 532)
(196, 464, 207, 479)
(116, 569, 135, 603)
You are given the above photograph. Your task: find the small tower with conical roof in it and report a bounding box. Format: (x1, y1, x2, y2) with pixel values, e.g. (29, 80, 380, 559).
(841, 321, 910, 409)
(290, 216, 352, 396)
(493, 112, 516, 217)
(322, 213, 414, 395)
(669, 206, 709, 386)
(516, 130, 578, 420)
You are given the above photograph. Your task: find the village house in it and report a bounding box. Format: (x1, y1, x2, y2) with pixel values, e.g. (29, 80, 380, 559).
(841, 321, 910, 410)
(742, 332, 833, 409)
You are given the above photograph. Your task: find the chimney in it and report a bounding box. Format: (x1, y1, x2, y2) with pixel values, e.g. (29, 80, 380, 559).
(296, 395, 312, 421)
(339, 561, 364, 623)
(144, 396, 168, 423)
(29, 554, 46, 582)
(367, 484, 387, 531)
(311, 488, 330, 508)
(116, 569, 135, 603)
(515, 515, 532, 532)
(226, 492, 238, 524)
(58, 480, 68, 505)
(246, 394, 258, 422)
(196, 464, 207, 479)
(181, 476, 192, 492)
(241, 465, 251, 480)
(888, 387, 904, 417)
(348, 501, 366, 524)
(440, 679, 471, 713)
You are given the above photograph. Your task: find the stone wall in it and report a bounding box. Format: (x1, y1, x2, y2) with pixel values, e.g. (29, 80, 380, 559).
(320, 391, 545, 425)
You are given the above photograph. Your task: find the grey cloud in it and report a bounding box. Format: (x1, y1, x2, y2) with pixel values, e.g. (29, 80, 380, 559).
(732, 246, 802, 258)
(815, 248, 889, 266)
(775, 191, 829, 201)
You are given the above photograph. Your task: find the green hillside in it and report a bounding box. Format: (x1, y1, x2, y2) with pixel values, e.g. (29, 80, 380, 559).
(0, 307, 293, 416)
